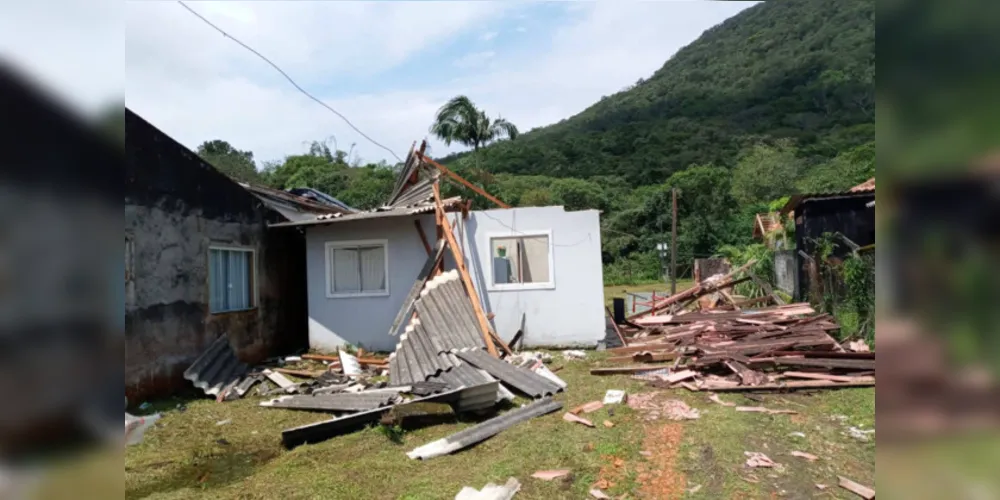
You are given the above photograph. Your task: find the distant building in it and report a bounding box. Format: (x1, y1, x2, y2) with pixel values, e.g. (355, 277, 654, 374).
(782, 178, 876, 301)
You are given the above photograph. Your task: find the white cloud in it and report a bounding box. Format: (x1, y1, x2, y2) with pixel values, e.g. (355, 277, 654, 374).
(480, 31, 498, 42)
(514, 26, 528, 33)
(123, 1, 757, 166)
(453, 51, 496, 69)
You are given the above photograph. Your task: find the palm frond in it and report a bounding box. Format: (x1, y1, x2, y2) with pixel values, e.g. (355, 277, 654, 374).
(490, 117, 519, 141)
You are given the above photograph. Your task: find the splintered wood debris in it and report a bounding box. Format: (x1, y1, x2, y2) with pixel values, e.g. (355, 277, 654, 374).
(744, 452, 778, 468)
(602, 269, 876, 392)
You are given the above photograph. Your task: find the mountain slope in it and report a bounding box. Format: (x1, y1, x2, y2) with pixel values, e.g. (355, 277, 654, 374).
(444, 0, 874, 186)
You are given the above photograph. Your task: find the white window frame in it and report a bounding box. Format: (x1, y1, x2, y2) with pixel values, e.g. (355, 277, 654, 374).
(325, 239, 390, 299)
(486, 230, 556, 292)
(208, 245, 259, 314)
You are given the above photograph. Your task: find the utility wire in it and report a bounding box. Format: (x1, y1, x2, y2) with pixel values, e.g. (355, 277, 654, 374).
(176, 1, 403, 163)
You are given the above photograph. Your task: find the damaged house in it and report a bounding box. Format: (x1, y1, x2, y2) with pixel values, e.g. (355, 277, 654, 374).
(125, 110, 348, 402)
(269, 147, 606, 353)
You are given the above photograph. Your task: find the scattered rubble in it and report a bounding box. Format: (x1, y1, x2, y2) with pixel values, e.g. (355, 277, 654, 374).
(563, 413, 596, 428)
(627, 394, 700, 421)
(531, 470, 571, 481)
(588, 489, 611, 499)
(602, 390, 627, 405)
(790, 451, 819, 462)
(744, 452, 778, 468)
(570, 401, 605, 415)
(601, 267, 875, 393)
(563, 350, 587, 360)
(838, 476, 876, 499)
(456, 477, 521, 500)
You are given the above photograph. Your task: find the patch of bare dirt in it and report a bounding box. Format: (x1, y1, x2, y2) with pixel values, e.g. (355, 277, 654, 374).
(636, 423, 686, 500)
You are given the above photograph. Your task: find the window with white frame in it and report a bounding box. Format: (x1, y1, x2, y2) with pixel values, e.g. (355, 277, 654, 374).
(209, 247, 256, 313)
(325, 240, 389, 298)
(489, 233, 553, 289)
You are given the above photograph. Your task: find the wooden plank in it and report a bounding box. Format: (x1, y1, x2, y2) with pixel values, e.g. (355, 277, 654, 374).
(387, 241, 446, 337)
(606, 307, 628, 347)
(419, 153, 511, 209)
(635, 352, 679, 363)
(301, 354, 341, 363)
(782, 372, 875, 383)
(747, 269, 786, 306)
(701, 380, 875, 392)
(591, 365, 674, 375)
(434, 182, 499, 357)
(664, 370, 697, 384)
(838, 477, 875, 500)
(273, 368, 324, 379)
(414, 220, 432, 256)
(773, 357, 875, 371)
(607, 344, 676, 356)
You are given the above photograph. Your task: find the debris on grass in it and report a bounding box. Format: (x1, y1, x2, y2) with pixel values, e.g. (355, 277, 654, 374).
(570, 401, 605, 415)
(563, 350, 587, 360)
(735, 406, 798, 415)
(838, 476, 875, 499)
(603, 421, 615, 428)
(708, 394, 736, 407)
(628, 393, 700, 421)
(215, 419, 232, 427)
(789, 432, 807, 439)
(816, 484, 828, 490)
(531, 470, 571, 481)
(563, 413, 596, 428)
(847, 426, 875, 441)
(603, 390, 627, 405)
(125, 413, 161, 446)
(588, 489, 611, 499)
(687, 484, 703, 494)
(744, 452, 778, 468)
(790, 451, 819, 462)
(456, 477, 522, 500)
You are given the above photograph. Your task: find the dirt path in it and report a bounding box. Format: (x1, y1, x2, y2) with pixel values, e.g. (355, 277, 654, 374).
(637, 423, 686, 500)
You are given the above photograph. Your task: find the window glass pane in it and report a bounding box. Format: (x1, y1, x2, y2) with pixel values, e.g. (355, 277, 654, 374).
(210, 249, 225, 312)
(360, 246, 386, 292)
(210, 249, 254, 313)
(332, 248, 361, 293)
(520, 235, 550, 283)
(491, 236, 550, 285)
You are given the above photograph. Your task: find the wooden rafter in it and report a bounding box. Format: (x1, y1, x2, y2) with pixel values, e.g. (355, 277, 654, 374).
(434, 182, 500, 357)
(417, 152, 511, 209)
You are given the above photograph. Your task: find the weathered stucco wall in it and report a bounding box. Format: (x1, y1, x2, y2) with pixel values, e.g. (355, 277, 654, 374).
(305, 215, 437, 352)
(125, 111, 307, 402)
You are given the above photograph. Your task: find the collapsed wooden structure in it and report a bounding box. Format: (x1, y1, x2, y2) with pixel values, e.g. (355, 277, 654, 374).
(600, 264, 875, 392)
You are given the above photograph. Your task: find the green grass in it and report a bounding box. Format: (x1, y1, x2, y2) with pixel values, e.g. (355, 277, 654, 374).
(677, 388, 876, 499)
(124, 356, 875, 500)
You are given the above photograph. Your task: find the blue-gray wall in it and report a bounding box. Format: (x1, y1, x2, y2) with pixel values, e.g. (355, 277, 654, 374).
(305, 206, 605, 352)
(306, 215, 437, 352)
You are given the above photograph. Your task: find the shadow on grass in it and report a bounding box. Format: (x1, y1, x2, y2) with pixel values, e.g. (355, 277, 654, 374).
(126, 445, 280, 500)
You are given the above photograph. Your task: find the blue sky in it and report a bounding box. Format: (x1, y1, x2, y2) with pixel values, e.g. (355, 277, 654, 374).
(116, 1, 758, 165)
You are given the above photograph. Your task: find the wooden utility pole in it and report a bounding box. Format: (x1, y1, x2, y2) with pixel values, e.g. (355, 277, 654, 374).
(671, 188, 679, 296)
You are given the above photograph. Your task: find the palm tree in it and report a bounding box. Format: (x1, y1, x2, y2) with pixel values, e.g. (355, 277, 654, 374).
(430, 96, 519, 152)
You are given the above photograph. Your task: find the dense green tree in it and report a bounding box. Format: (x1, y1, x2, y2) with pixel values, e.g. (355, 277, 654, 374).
(197, 140, 260, 183)
(430, 96, 519, 151)
(730, 140, 804, 205)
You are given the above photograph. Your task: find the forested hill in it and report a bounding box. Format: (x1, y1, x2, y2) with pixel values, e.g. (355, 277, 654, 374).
(441, 0, 875, 187)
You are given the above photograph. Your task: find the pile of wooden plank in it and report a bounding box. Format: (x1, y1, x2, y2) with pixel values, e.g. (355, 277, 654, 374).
(601, 305, 874, 392)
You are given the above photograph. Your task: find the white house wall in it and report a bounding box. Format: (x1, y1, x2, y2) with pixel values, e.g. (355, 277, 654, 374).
(304, 206, 604, 352)
(305, 215, 437, 352)
(462, 207, 605, 347)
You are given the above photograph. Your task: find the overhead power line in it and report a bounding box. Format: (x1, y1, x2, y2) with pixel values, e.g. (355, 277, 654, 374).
(176, 1, 403, 163)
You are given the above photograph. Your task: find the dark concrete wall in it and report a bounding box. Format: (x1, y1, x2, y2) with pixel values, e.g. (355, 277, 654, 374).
(125, 110, 307, 402)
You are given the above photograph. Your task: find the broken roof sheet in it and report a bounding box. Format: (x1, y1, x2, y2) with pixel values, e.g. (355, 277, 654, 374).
(281, 381, 499, 449)
(389, 271, 489, 387)
(456, 350, 563, 399)
(406, 398, 563, 460)
(183, 336, 254, 398)
(267, 196, 463, 228)
(260, 392, 400, 412)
